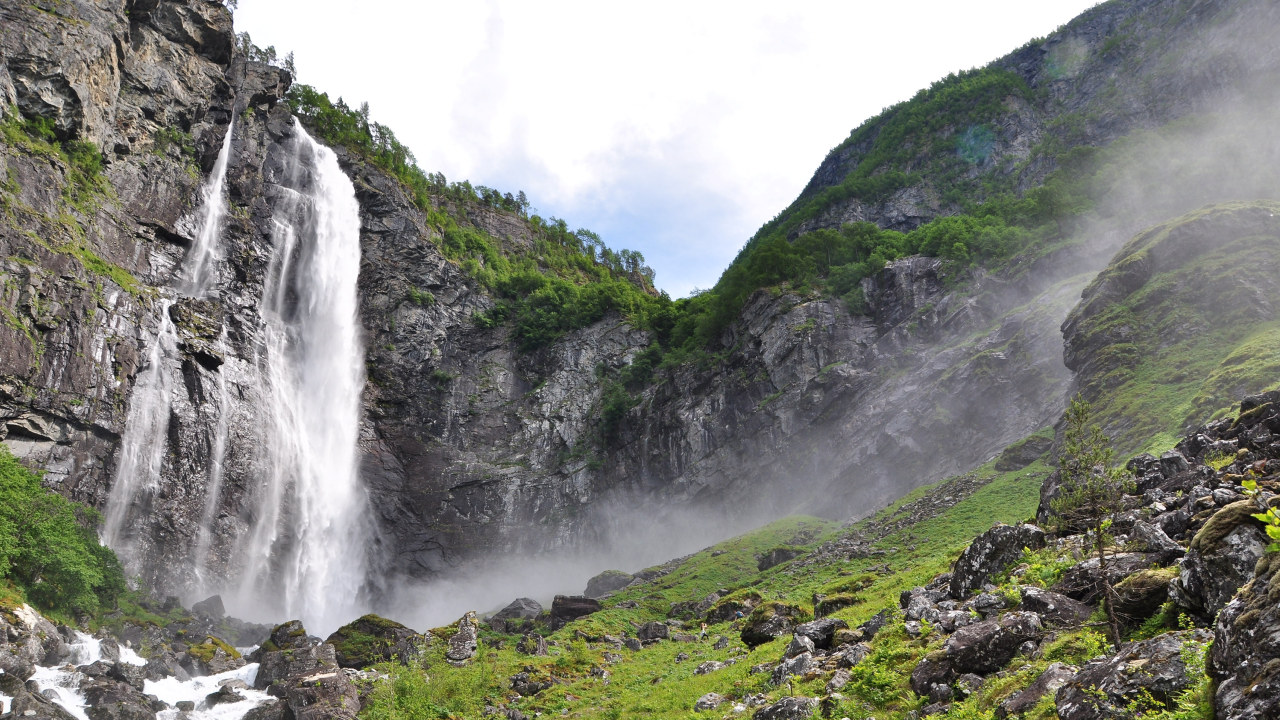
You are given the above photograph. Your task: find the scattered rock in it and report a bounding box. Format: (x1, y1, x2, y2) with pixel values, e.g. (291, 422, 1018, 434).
(694, 692, 725, 711)
(1056, 630, 1210, 720)
(752, 695, 819, 720)
(791, 617, 848, 650)
(516, 634, 548, 656)
(694, 661, 725, 675)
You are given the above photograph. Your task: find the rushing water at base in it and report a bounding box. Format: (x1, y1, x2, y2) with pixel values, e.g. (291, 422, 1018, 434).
(29, 632, 271, 720)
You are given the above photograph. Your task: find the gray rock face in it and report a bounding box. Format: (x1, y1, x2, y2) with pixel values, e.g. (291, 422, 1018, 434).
(1209, 553, 1280, 720)
(1170, 500, 1269, 621)
(949, 523, 1046, 599)
(1056, 631, 1210, 720)
(583, 570, 633, 598)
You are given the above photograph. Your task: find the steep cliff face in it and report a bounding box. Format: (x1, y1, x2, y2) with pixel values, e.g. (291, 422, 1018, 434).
(789, 0, 1280, 237)
(1062, 201, 1280, 452)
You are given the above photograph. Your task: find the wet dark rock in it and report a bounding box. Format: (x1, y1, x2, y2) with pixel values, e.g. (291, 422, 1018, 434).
(791, 617, 848, 650)
(583, 570, 634, 598)
(1019, 586, 1094, 627)
(550, 596, 601, 622)
(752, 695, 818, 720)
(81, 678, 157, 720)
(1056, 630, 1210, 720)
(205, 684, 245, 706)
(191, 595, 225, 620)
(8, 690, 79, 720)
(995, 433, 1053, 471)
(325, 614, 427, 669)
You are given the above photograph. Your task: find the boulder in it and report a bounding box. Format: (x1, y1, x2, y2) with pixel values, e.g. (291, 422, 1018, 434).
(191, 594, 226, 620)
(510, 671, 553, 696)
(770, 652, 815, 685)
(946, 612, 1043, 675)
(1057, 631, 1210, 720)
(550, 595, 601, 622)
(445, 612, 479, 665)
(783, 633, 814, 658)
(996, 663, 1076, 719)
(252, 622, 338, 691)
(283, 670, 360, 720)
(1113, 568, 1177, 622)
(1019, 586, 1094, 627)
(741, 603, 807, 647)
(791, 617, 847, 650)
(949, 524, 1047, 599)
(1209, 552, 1280, 719)
(752, 696, 818, 720)
(583, 570, 634, 598)
(694, 661, 725, 675)
(325, 614, 427, 669)
(1052, 552, 1158, 603)
(493, 597, 543, 621)
(834, 642, 871, 668)
(994, 433, 1052, 471)
(1170, 500, 1269, 620)
(181, 635, 244, 676)
(81, 678, 158, 720)
(1128, 521, 1184, 564)
(636, 621, 669, 642)
(757, 547, 802, 571)
(694, 692, 725, 711)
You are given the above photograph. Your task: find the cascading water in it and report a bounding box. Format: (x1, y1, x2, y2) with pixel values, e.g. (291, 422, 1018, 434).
(103, 123, 235, 563)
(106, 117, 374, 636)
(101, 300, 178, 553)
(230, 119, 372, 634)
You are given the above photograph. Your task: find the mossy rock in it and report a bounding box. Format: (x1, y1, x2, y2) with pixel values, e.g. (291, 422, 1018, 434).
(815, 593, 864, 617)
(740, 602, 809, 647)
(326, 614, 427, 669)
(705, 590, 762, 623)
(1114, 568, 1178, 620)
(1190, 500, 1267, 553)
(187, 635, 240, 663)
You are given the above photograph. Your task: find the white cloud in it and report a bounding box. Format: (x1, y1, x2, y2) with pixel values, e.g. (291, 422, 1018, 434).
(234, 0, 1099, 297)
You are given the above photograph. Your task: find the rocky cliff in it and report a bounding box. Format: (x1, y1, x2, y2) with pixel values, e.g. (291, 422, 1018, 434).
(3, 0, 1280, 625)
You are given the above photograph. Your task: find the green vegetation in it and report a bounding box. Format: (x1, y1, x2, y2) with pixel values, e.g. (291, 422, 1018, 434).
(0, 445, 125, 618)
(1050, 395, 1133, 646)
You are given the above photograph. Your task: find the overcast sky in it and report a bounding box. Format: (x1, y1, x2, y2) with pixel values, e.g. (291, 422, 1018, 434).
(233, 1, 1100, 297)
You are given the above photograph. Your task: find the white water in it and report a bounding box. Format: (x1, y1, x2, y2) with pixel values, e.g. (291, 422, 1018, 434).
(181, 122, 235, 297)
(193, 326, 234, 587)
(229, 118, 372, 635)
(148, 664, 275, 720)
(29, 632, 147, 720)
(29, 632, 270, 720)
(102, 300, 179, 552)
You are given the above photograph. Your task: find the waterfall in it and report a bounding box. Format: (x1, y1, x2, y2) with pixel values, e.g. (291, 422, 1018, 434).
(231, 118, 372, 634)
(101, 300, 178, 553)
(180, 122, 234, 297)
(106, 118, 373, 636)
(103, 123, 234, 562)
